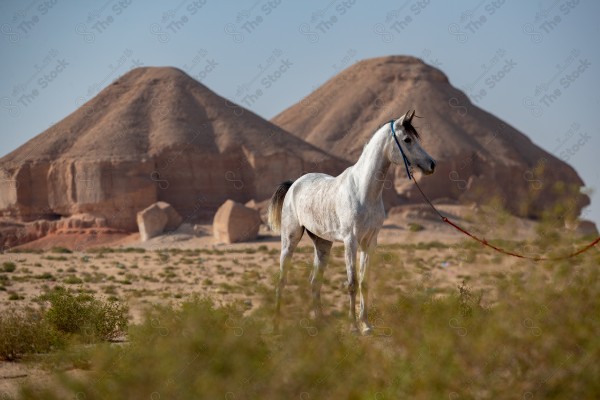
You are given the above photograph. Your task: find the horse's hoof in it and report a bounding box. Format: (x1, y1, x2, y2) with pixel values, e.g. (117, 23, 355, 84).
(361, 326, 373, 336)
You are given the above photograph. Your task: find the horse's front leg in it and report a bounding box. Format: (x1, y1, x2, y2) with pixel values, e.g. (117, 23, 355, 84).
(344, 237, 359, 332)
(358, 249, 373, 335)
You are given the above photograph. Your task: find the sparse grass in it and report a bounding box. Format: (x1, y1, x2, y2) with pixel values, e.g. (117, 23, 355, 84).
(8, 291, 24, 301)
(43, 255, 68, 261)
(34, 272, 55, 281)
(17, 262, 600, 399)
(87, 247, 145, 254)
(103, 285, 118, 295)
(141, 274, 159, 283)
(408, 222, 425, 232)
(5, 205, 600, 397)
(82, 272, 106, 283)
(7, 249, 43, 254)
(51, 246, 72, 254)
(63, 275, 83, 285)
(2, 261, 17, 272)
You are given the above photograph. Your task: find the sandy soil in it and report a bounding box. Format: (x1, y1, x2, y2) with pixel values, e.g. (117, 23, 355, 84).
(0, 208, 574, 397)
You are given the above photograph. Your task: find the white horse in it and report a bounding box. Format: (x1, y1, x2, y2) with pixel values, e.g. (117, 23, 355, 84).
(267, 110, 436, 334)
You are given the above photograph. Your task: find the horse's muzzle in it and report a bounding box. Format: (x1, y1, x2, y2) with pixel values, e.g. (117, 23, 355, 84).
(420, 159, 436, 175)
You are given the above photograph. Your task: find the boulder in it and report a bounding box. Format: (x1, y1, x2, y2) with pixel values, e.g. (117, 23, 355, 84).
(137, 204, 168, 242)
(156, 201, 183, 231)
(136, 201, 182, 242)
(213, 200, 262, 243)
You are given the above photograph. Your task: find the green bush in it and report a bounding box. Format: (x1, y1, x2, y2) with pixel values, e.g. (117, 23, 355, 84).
(408, 222, 425, 232)
(40, 288, 128, 342)
(51, 247, 72, 254)
(2, 261, 16, 272)
(0, 307, 63, 361)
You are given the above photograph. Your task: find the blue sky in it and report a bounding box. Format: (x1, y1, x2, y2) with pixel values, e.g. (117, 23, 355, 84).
(1, 0, 599, 225)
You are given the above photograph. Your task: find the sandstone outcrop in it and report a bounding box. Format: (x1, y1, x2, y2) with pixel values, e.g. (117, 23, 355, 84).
(213, 200, 262, 243)
(0, 214, 113, 249)
(272, 56, 590, 219)
(0, 67, 348, 234)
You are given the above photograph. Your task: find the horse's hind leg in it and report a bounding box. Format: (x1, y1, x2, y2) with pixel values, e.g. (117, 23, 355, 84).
(274, 220, 304, 332)
(344, 236, 359, 332)
(307, 232, 333, 320)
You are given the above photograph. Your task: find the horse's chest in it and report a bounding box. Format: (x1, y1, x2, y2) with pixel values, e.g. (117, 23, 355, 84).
(355, 206, 385, 229)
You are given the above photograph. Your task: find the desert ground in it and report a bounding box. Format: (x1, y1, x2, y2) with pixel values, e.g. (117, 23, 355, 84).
(0, 207, 598, 398)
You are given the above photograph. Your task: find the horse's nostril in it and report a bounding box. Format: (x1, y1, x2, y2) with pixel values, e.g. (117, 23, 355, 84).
(430, 160, 436, 172)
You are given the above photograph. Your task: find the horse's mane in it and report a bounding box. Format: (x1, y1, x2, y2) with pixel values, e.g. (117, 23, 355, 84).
(403, 121, 421, 140)
(361, 118, 421, 154)
(379, 118, 421, 140)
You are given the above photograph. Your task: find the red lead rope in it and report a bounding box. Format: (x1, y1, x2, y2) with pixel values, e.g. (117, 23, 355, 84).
(411, 176, 600, 261)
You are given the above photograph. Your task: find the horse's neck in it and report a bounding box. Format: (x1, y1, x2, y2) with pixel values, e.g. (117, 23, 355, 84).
(350, 126, 391, 204)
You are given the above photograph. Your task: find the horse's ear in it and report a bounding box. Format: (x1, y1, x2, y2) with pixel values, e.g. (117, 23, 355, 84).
(407, 110, 416, 124)
(399, 110, 411, 125)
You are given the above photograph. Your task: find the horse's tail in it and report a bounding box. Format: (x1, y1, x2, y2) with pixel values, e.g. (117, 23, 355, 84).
(267, 180, 294, 233)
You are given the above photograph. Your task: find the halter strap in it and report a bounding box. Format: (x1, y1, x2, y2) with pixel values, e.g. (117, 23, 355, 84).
(390, 120, 412, 180)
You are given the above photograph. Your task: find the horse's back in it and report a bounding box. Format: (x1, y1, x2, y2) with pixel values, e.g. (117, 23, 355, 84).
(289, 172, 341, 199)
(283, 171, 350, 241)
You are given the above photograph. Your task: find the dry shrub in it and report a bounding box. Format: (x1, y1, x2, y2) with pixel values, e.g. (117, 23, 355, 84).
(0, 307, 63, 361)
(40, 287, 128, 342)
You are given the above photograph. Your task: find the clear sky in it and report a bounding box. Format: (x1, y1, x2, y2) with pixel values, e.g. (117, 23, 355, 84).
(1, 0, 599, 226)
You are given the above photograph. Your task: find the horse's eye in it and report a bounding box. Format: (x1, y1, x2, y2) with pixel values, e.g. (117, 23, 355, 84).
(403, 137, 412, 144)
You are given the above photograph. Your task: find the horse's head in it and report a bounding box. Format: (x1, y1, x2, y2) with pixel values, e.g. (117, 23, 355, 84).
(387, 110, 436, 175)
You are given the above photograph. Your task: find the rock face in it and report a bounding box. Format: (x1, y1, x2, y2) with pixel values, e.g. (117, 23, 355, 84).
(0, 214, 113, 249)
(0, 67, 348, 231)
(137, 201, 182, 242)
(272, 56, 590, 219)
(213, 200, 262, 243)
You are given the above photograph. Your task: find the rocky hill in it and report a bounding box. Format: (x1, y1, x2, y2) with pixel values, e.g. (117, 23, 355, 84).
(272, 56, 589, 219)
(0, 67, 348, 231)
